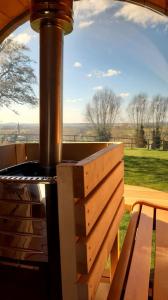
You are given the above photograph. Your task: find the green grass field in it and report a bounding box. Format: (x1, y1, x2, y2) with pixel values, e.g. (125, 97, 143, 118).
(120, 148, 168, 250)
(124, 148, 168, 192)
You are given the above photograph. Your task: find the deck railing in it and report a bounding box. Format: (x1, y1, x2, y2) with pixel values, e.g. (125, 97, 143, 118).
(0, 134, 167, 150)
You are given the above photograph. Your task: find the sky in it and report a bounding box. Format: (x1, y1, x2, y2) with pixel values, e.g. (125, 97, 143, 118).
(1, 0, 168, 123)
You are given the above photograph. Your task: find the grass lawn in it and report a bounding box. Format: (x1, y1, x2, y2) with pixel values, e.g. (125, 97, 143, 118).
(124, 148, 168, 192)
(120, 148, 168, 250)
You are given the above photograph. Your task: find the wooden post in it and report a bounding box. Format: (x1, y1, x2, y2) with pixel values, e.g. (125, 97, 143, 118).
(57, 164, 78, 300)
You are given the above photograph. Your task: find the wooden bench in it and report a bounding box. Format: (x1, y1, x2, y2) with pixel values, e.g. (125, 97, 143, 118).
(57, 143, 124, 300)
(108, 201, 168, 300)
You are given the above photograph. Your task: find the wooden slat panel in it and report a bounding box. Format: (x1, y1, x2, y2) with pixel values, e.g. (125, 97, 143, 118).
(0, 145, 17, 169)
(62, 142, 111, 161)
(108, 205, 140, 300)
(75, 162, 124, 235)
(26, 143, 39, 161)
(76, 184, 124, 274)
(154, 209, 168, 300)
(73, 143, 124, 198)
(77, 200, 125, 300)
(15, 143, 26, 164)
(124, 205, 153, 300)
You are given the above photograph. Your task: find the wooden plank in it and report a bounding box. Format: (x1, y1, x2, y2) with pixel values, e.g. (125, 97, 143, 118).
(154, 209, 168, 300)
(0, 144, 17, 169)
(57, 164, 78, 300)
(26, 143, 39, 161)
(25, 142, 111, 162)
(62, 142, 111, 161)
(110, 234, 119, 282)
(124, 205, 153, 300)
(73, 143, 124, 198)
(15, 143, 26, 163)
(75, 162, 124, 235)
(76, 184, 124, 273)
(95, 283, 110, 300)
(107, 205, 140, 300)
(77, 200, 125, 300)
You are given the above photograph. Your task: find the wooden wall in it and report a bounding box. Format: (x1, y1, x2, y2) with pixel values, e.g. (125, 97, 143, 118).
(57, 143, 124, 300)
(0, 142, 115, 169)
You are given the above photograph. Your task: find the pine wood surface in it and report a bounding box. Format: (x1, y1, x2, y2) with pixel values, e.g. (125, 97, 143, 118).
(154, 209, 168, 300)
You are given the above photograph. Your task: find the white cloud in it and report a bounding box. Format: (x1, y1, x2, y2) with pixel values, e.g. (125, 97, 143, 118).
(115, 3, 168, 28)
(13, 32, 32, 44)
(74, 0, 113, 20)
(119, 92, 130, 98)
(79, 20, 95, 28)
(93, 86, 103, 91)
(87, 73, 92, 78)
(74, 0, 114, 29)
(103, 69, 121, 77)
(65, 98, 82, 103)
(73, 61, 82, 68)
(87, 68, 121, 78)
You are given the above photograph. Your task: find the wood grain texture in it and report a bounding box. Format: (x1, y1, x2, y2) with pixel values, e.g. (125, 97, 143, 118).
(124, 205, 153, 300)
(26, 143, 39, 161)
(76, 185, 124, 274)
(77, 200, 125, 300)
(15, 143, 26, 164)
(75, 162, 124, 236)
(154, 209, 168, 300)
(108, 205, 140, 300)
(0, 144, 17, 169)
(73, 143, 124, 198)
(62, 142, 111, 161)
(57, 164, 78, 300)
(110, 234, 119, 282)
(25, 142, 113, 162)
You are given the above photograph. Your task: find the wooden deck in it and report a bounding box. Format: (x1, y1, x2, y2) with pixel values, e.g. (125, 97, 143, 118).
(124, 185, 168, 211)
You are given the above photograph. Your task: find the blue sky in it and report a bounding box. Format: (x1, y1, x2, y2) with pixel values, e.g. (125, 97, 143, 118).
(1, 0, 168, 123)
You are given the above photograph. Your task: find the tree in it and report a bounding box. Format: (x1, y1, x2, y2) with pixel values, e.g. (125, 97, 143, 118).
(86, 88, 121, 141)
(127, 93, 148, 147)
(127, 93, 149, 129)
(150, 95, 168, 130)
(150, 95, 168, 149)
(151, 127, 161, 149)
(0, 38, 38, 111)
(137, 125, 147, 148)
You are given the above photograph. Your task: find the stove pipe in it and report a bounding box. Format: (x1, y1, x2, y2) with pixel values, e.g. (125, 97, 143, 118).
(30, 0, 73, 175)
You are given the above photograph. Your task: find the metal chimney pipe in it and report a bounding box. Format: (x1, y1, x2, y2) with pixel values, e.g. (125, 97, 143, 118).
(39, 23, 63, 173)
(30, 0, 73, 175)
(30, 2, 73, 299)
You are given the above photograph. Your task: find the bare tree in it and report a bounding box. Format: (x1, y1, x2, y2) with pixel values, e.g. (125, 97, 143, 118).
(150, 95, 168, 148)
(127, 93, 149, 147)
(86, 88, 121, 141)
(0, 38, 38, 111)
(127, 93, 149, 129)
(150, 95, 168, 130)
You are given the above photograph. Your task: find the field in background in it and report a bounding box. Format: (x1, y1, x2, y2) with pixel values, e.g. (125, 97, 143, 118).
(0, 123, 167, 149)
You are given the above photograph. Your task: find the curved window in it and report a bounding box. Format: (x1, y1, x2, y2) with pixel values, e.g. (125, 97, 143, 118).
(0, 1, 167, 144)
